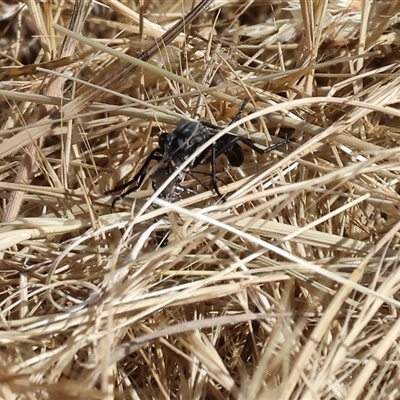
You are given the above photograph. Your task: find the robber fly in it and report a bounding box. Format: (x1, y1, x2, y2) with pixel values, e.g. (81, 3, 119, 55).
(105, 99, 290, 209)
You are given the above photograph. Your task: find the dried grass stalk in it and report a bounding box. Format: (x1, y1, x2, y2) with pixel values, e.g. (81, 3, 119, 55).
(1, 1, 400, 399)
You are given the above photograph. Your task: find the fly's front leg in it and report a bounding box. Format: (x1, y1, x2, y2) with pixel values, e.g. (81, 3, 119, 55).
(105, 148, 163, 210)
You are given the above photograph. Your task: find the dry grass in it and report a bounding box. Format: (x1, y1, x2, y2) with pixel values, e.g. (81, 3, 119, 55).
(1, 0, 400, 399)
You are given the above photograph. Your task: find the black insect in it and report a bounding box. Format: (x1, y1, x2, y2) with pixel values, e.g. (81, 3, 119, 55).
(105, 100, 290, 209)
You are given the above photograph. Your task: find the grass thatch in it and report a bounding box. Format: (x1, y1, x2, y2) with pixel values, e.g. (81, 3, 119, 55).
(1, 0, 400, 399)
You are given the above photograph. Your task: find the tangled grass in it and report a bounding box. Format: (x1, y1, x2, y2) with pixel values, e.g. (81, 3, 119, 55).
(1, 0, 400, 399)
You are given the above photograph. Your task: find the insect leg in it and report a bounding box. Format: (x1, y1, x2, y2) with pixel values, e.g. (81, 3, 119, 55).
(228, 97, 249, 126)
(227, 97, 290, 156)
(238, 136, 291, 155)
(186, 170, 228, 190)
(210, 142, 223, 198)
(201, 134, 290, 169)
(105, 148, 163, 209)
(192, 141, 224, 197)
(200, 135, 242, 166)
(191, 134, 240, 168)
